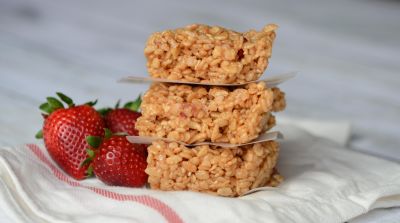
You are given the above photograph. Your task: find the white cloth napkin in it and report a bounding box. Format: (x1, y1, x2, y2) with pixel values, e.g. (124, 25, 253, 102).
(0, 123, 400, 223)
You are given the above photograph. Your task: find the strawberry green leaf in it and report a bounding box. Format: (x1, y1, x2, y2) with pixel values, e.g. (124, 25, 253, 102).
(86, 148, 95, 158)
(35, 130, 43, 139)
(104, 128, 112, 139)
(39, 102, 53, 114)
(80, 157, 92, 168)
(85, 99, 98, 107)
(56, 92, 74, 107)
(80, 148, 95, 168)
(97, 107, 112, 116)
(47, 97, 64, 110)
(115, 99, 121, 109)
(86, 136, 101, 148)
(86, 165, 94, 177)
(123, 94, 142, 112)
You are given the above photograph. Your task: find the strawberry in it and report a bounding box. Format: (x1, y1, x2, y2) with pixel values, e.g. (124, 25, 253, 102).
(85, 129, 148, 187)
(100, 96, 142, 136)
(36, 93, 105, 180)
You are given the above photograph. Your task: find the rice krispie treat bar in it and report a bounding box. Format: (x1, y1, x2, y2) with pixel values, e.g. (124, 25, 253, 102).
(146, 140, 282, 197)
(136, 82, 285, 144)
(271, 87, 286, 112)
(144, 24, 277, 84)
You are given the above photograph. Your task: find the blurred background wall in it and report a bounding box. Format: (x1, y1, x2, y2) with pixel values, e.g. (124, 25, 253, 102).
(0, 0, 399, 161)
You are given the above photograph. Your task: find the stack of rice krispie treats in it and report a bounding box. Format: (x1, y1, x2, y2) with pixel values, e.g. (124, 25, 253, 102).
(136, 24, 286, 197)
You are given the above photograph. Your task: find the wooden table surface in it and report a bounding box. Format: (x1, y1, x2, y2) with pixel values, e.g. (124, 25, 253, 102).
(1, 0, 399, 222)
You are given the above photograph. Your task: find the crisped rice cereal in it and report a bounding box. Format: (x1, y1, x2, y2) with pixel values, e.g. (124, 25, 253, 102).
(144, 24, 277, 84)
(146, 140, 282, 197)
(136, 82, 285, 144)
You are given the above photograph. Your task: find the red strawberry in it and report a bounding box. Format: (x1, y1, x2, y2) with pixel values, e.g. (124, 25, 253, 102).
(36, 93, 105, 180)
(85, 129, 148, 187)
(101, 96, 142, 136)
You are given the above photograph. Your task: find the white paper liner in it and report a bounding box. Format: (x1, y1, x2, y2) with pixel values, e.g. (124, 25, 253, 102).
(119, 72, 296, 87)
(240, 186, 280, 196)
(126, 131, 282, 148)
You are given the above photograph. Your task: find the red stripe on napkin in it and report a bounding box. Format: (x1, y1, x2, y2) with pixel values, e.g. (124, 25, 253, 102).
(26, 144, 183, 223)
